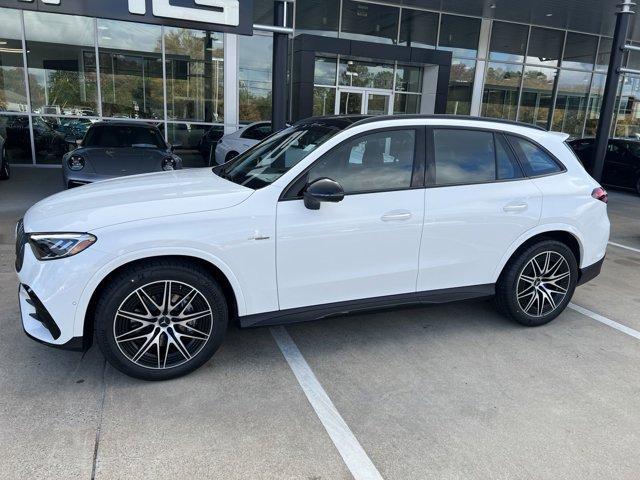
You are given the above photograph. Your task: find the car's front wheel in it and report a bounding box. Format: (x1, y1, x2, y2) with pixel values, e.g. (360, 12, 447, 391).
(95, 259, 228, 380)
(0, 148, 10, 180)
(495, 240, 578, 327)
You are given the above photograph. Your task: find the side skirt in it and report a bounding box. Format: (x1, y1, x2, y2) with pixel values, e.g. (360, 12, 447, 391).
(239, 284, 495, 328)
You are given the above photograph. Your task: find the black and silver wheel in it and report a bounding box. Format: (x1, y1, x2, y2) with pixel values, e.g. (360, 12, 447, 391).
(495, 240, 578, 326)
(95, 259, 228, 380)
(0, 147, 9, 180)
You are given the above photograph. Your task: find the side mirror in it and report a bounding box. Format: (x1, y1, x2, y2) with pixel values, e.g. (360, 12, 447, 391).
(303, 177, 345, 210)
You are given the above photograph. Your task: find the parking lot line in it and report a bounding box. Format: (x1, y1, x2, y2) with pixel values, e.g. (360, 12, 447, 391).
(608, 241, 640, 254)
(569, 303, 640, 341)
(270, 326, 384, 480)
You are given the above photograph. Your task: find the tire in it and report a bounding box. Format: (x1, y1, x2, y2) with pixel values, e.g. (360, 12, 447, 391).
(95, 259, 228, 380)
(225, 151, 239, 163)
(0, 148, 9, 180)
(494, 240, 578, 327)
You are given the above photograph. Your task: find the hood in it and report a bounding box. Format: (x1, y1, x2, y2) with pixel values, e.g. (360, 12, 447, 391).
(24, 168, 253, 232)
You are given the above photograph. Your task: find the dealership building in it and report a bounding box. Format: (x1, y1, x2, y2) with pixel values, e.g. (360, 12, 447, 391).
(0, 0, 637, 168)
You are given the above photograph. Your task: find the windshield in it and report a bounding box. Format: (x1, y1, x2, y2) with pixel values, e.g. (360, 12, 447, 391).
(219, 123, 342, 189)
(83, 125, 166, 149)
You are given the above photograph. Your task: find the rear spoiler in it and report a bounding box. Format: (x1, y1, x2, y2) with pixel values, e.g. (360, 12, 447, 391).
(547, 131, 571, 142)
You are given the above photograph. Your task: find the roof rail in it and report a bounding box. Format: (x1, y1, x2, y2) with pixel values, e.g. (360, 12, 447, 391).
(349, 114, 548, 131)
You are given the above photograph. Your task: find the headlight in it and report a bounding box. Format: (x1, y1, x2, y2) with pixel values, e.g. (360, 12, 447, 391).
(28, 233, 96, 261)
(68, 154, 85, 171)
(162, 156, 176, 171)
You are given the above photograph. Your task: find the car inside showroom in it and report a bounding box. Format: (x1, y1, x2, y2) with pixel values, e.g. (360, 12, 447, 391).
(1, 0, 640, 479)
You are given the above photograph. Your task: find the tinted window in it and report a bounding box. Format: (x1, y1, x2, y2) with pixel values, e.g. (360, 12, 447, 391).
(433, 129, 521, 185)
(307, 130, 416, 194)
(242, 124, 272, 141)
(507, 135, 563, 176)
(84, 125, 165, 148)
(221, 123, 340, 189)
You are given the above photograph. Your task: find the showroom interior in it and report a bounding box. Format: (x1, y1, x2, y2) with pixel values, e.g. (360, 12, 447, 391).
(0, 0, 638, 169)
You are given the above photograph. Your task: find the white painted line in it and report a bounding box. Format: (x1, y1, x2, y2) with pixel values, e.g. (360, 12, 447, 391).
(271, 326, 384, 480)
(569, 303, 640, 341)
(608, 241, 640, 254)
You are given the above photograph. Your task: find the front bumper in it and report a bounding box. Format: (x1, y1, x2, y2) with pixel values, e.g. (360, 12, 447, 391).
(16, 236, 115, 349)
(19, 285, 84, 351)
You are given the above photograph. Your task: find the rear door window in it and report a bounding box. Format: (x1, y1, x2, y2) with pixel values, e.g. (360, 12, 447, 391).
(432, 129, 522, 186)
(506, 135, 563, 177)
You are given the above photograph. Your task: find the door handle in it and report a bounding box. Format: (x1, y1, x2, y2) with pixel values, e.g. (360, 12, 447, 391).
(381, 210, 412, 222)
(503, 202, 528, 213)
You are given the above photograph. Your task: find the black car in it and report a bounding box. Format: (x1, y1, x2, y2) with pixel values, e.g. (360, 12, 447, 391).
(569, 137, 640, 195)
(0, 134, 8, 180)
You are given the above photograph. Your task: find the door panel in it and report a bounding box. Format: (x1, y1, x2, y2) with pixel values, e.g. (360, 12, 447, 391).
(417, 180, 542, 291)
(276, 189, 425, 310)
(338, 91, 364, 115)
(366, 93, 391, 115)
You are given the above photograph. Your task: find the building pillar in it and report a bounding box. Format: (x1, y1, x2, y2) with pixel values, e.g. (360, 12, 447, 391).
(223, 33, 239, 135)
(592, 0, 634, 182)
(470, 18, 491, 117)
(271, 1, 289, 131)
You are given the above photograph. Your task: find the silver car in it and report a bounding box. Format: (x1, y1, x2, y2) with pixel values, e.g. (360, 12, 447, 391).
(62, 121, 183, 188)
(214, 121, 273, 165)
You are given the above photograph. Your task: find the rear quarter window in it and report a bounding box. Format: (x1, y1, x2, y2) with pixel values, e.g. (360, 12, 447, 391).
(507, 135, 563, 177)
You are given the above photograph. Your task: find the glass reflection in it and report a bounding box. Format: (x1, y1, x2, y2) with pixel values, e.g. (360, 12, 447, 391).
(0, 115, 33, 163)
(167, 122, 222, 168)
(584, 73, 605, 136)
(614, 74, 640, 138)
(338, 59, 394, 90)
(489, 22, 528, 63)
(438, 15, 481, 59)
(296, 0, 340, 37)
(526, 27, 564, 67)
(394, 93, 421, 114)
(239, 33, 273, 122)
(552, 70, 591, 136)
(395, 66, 422, 93)
(562, 33, 598, 71)
(164, 27, 224, 123)
(596, 37, 612, 71)
(313, 87, 336, 116)
(518, 66, 557, 128)
(24, 12, 97, 116)
(482, 63, 523, 120)
(32, 116, 71, 164)
(446, 59, 475, 115)
(340, 0, 399, 45)
(98, 20, 163, 119)
(314, 57, 337, 86)
(0, 8, 27, 113)
(399, 9, 438, 49)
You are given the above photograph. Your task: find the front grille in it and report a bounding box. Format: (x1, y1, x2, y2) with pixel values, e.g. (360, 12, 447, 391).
(15, 219, 28, 272)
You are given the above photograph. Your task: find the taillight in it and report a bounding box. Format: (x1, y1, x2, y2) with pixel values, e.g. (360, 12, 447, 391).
(591, 187, 608, 204)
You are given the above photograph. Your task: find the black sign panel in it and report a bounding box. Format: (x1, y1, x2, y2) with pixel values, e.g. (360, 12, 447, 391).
(0, 0, 254, 35)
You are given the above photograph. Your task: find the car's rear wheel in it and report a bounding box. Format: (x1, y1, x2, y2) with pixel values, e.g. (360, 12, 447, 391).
(0, 148, 9, 180)
(95, 259, 228, 380)
(495, 240, 578, 327)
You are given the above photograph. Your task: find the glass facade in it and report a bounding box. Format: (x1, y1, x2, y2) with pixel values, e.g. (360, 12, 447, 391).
(0, 6, 226, 166)
(0, 1, 635, 167)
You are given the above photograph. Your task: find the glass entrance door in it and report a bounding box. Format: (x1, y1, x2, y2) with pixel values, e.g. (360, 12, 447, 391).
(336, 88, 392, 115)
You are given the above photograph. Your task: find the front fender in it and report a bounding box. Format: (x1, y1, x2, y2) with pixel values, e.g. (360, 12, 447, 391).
(72, 246, 247, 338)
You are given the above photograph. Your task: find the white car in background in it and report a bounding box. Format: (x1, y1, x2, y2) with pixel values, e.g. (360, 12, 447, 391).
(214, 121, 272, 165)
(16, 115, 610, 381)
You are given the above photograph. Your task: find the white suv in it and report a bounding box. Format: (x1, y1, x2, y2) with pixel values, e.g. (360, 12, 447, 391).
(16, 115, 610, 380)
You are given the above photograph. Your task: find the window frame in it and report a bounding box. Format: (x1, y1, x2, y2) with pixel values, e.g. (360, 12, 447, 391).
(504, 133, 567, 179)
(425, 126, 565, 188)
(279, 126, 427, 201)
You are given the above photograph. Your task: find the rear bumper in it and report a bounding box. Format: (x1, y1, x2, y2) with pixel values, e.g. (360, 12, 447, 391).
(577, 256, 604, 286)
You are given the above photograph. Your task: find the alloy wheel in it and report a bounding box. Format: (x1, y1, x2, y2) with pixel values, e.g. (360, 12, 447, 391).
(113, 280, 213, 369)
(516, 251, 571, 318)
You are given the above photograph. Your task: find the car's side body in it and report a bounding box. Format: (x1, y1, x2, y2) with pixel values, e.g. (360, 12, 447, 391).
(569, 137, 640, 194)
(214, 121, 272, 165)
(17, 116, 609, 352)
(62, 121, 183, 188)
